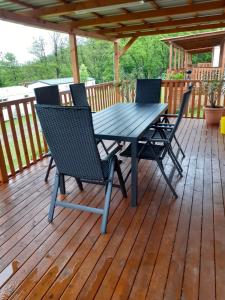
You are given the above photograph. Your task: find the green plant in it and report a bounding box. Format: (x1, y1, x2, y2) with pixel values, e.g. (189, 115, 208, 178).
(167, 72, 185, 80)
(201, 75, 225, 108)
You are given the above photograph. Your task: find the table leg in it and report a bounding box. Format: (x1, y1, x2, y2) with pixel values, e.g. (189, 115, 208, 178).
(131, 141, 138, 207)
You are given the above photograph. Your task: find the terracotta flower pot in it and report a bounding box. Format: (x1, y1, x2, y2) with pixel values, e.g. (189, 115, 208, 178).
(204, 106, 224, 126)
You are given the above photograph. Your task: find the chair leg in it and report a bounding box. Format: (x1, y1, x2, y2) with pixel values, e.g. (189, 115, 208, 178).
(168, 148, 183, 176)
(174, 135, 185, 158)
(101, 140, 109, 155)
(158, 161, 178, 199)
(45, 156, 54, 182)
(75, 177, 83, 191)
(48, 172, 60, 222)
(59, 174, 66, 194)
(116, 159, 127, 198)
(101, 159, 115, 234)
(101, 180, 113, 234)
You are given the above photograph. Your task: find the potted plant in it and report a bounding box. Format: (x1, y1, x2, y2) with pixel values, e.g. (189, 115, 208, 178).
(202, 76, 225, 126)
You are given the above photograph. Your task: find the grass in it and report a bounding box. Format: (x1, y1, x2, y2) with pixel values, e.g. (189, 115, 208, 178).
(1, 114, 46, 174)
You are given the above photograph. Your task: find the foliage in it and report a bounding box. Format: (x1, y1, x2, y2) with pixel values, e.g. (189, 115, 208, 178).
(0, 30, 218, 88)
(167, 72, 185, 80)
(201, 74, 225, 108)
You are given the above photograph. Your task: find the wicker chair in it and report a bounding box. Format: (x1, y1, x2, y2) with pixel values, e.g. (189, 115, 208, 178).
(34, 85, 60, 182)
(135, 79, 162, 104)
(121, 88, 192, 198)
(35, 104, 127, 234)
(69, 83, 118, 153)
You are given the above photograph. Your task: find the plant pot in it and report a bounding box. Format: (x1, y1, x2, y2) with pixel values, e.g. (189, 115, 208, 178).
(204, 106, 224, 126)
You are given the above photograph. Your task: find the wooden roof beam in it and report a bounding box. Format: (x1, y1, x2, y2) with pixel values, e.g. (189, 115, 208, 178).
(96, 13, 225, 35)
(188, 47, 213, 54)
(25, 0, 144, 18)
(116, 22, 225, 38)
(0, 8, 116, 42)
(8, 0, 35, 9)
(70, 1, 225, 28)
(119, 36, 137, 57)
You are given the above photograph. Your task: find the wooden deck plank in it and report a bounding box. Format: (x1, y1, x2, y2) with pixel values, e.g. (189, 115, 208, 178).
(0, 119, 224, 300)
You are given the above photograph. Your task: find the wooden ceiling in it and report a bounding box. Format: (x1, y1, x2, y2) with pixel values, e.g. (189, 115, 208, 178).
(163, 30, 225, 52)
(1, 0, 225, 41)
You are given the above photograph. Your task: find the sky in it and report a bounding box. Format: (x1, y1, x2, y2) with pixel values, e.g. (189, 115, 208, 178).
(0, 20, 67, 63)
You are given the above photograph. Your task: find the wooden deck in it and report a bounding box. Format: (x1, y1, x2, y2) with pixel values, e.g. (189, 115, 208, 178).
(0, 118, 225, 300)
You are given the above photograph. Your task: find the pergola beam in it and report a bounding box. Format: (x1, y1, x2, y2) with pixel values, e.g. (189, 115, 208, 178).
(188, 47, 213, 54)
(25, 0, 142, 18)
(116, 22, 225, 39)
(119, 37, 137, 57)
(96, 13, 225, 36)
(0, 8, 115, 41)
(70, 1, 225, 28)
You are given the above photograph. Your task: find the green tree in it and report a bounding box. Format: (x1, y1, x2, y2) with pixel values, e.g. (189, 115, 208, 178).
(80, 64, 89, 82)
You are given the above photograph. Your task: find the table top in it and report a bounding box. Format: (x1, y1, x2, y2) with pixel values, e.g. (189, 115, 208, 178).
(93, 102, 168, 142)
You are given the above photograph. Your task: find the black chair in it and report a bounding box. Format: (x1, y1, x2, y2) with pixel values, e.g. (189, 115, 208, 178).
(144, 83, 193, 158)
(120, 88, 192, 198)
(69, 83, 117, 154)
(69, 83, 89, 107)
(35, 105, 127, 234)
(34, 85, 61, 182)
(135, 79, 162, 104)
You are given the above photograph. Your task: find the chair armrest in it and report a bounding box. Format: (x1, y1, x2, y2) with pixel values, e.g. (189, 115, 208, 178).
(151, 123, 174, 129)
(149, 138, 170, 144)
(160, 114, 178, 118)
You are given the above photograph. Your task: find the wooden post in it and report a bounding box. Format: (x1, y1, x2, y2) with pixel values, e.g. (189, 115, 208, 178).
(0, 138, 8, 183)
(114, 40, 120, 82)
(178, 48, 181, 69)
(189, 53, 192, 66)
(174, 47, 177, 70)
(184, 51, 188, 68)
(169, 43, 173, 70)
(114, 40, 120, 102)
(69, 34, 80, 83)
(181, 50, 184, 68)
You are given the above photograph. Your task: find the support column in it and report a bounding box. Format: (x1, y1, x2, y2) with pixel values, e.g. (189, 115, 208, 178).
(69, 34, 80, 83)
(114, 40, 120, 102)
(114, 40, 120, 82)
(178, 48, 181, 69)
(184, 51, 188, 68)
(174, 47, 177, 70)
(169, 43, 173, 70)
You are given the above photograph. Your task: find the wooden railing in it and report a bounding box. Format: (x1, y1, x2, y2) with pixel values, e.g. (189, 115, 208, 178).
(0, 79, 224, 183)
(166, 67, 224, 81)
(192, 67, 224, 80)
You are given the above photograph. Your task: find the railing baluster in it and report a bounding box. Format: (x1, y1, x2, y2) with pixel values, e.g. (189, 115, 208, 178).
(31, 101, 43, 158)
(23, 101, 37, 163)
(15, 103, 30, 167)
(0, 138, 8, 183)
(7, 105, 23, 172)
(0, 106, 15, 176)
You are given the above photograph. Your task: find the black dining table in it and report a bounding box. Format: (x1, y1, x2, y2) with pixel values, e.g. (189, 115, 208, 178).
(93, 102, 168, 207)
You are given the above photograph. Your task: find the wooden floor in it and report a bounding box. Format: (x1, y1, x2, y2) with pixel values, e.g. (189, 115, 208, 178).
(0, 118, 225, 300)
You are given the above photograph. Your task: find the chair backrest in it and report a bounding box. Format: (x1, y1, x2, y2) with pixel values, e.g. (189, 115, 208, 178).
(170, 87, 192, 141)
(34, 85, 61, 105)
(135, 79, 162, 104)
(69, 83, 89, 107)
(35, 105, 105, 181)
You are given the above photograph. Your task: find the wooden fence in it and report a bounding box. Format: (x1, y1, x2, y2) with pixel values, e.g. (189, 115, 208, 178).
(0, 79, 224, 183)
